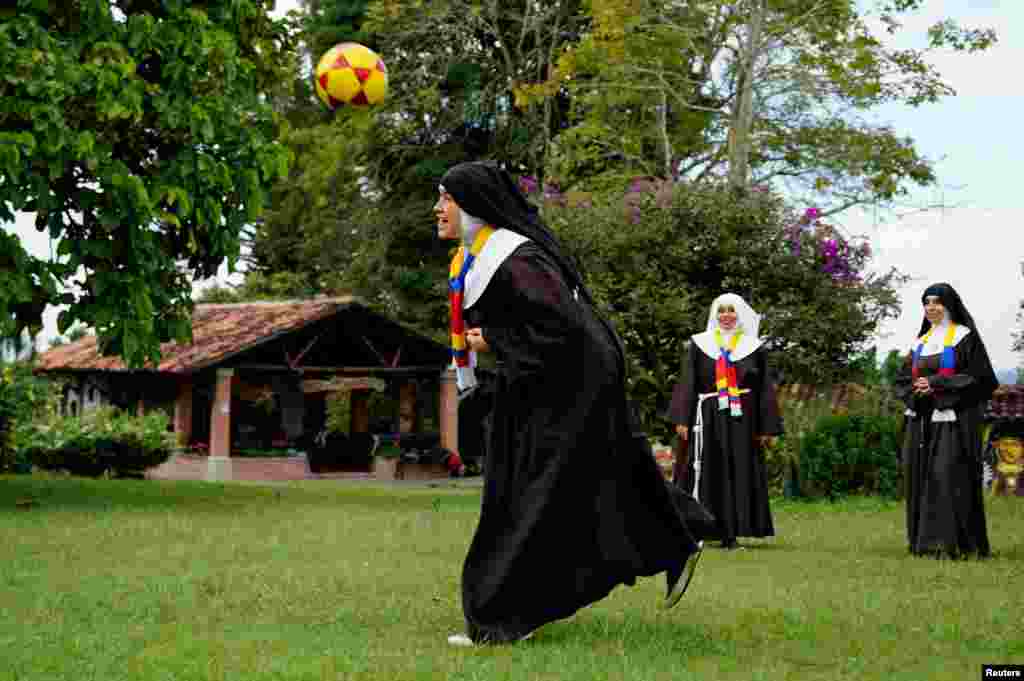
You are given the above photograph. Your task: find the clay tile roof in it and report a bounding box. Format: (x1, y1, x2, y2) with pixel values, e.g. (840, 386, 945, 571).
(987, 384, 1024, 421)
(35, 297, 357, 374)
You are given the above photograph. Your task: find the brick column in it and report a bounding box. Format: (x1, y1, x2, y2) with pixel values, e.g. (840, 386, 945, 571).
(207, 368, 234, 481)
(173, 379, 194, 448)
(439, 368, 458, 455)
(398, 381, 418, 434)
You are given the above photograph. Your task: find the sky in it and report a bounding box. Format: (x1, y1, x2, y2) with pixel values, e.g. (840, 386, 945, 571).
(4, 0, 1022, 373)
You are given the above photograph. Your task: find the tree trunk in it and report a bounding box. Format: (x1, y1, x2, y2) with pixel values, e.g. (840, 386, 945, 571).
(727, 0, 766, 191)
(656, 88, 673, 179)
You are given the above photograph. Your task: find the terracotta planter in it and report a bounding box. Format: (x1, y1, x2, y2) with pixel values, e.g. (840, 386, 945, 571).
(374, 456, 399, 480)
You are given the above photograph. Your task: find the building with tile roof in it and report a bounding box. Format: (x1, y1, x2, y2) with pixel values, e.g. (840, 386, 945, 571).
(35, 298, 461, 481)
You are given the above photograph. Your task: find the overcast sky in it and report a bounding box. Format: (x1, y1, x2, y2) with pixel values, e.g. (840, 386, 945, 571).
(4, 0, 1022, 372)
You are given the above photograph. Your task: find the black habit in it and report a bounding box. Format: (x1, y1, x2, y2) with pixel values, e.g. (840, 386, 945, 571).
(460, 241, 702, 643)
(894, 331, 996, 558)
(667, 341, 782, 543)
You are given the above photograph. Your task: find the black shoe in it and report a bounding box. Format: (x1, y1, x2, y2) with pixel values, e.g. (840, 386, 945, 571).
(664, 541, 704, 609)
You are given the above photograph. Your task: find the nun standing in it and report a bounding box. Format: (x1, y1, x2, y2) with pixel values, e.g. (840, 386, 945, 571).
(667, 294, 782, 549)
(895, 283, 998, 558)
(434, 161, 706, 646)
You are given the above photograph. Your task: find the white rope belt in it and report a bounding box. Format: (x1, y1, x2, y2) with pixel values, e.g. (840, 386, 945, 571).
(691, 389, 750, 502)
(904, 407, 957, 423)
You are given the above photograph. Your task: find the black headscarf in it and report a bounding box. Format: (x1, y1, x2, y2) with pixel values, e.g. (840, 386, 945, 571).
(918, 282, 980, 336)
(440, 161, 594, 305)
(918, 282, 999, 397)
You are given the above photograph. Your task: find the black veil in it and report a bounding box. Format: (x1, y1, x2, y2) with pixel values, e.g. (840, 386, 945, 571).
(440, 162, 594, 305)
(918, 282, 980, 335)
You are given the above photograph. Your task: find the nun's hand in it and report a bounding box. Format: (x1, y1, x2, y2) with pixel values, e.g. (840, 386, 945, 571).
(466, 328, 490, 353)
(913, 377, 931, 395)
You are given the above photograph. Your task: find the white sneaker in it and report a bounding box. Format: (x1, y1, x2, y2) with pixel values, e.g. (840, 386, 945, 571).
(664, 540, 704, 610)
(447, 633, 474, 647)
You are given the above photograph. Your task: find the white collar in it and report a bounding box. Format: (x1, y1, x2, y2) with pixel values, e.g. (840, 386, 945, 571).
(911, 322, 971, 357)
(691, 329, 763, 363)
(464, 229, 530, 309)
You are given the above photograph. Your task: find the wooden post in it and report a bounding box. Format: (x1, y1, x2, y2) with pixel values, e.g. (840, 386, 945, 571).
(399, 381, 418, 434)
(350, 390, 369, 433)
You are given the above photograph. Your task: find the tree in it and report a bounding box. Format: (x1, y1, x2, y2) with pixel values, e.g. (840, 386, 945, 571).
(880, 348, 904, 387)
(1014, 261, 1023, 354)
(0, 1, 295, 367)
(529, 0, 995, 214)
(543, 180, 905, 436)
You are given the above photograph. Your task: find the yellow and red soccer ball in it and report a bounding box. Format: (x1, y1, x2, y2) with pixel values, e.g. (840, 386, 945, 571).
(314, 42, 388, 109)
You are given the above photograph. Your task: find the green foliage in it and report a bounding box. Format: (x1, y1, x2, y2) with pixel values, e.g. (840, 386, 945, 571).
(13, 406, 176, 478)
(0, 1, 294, 367)
(325, 390, 351, 435)
(0, 361, 61, 471)
(302, 0, 372, 63)
(797, 412, 903, 501)
(880, 349, 905, 387)
(545, 181, 904, 438)
(538, 0, 994, 210)
(767, 387, 903, 497)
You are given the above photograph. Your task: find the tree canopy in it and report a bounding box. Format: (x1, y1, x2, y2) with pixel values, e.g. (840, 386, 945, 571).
(0, 0, 294, 366)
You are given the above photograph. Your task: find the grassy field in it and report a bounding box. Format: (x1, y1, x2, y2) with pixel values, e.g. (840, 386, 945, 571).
(1, 475, 1021, 681)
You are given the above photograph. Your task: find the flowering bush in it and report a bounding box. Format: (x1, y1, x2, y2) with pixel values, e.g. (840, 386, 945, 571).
(784, 207, 873, 285)
(13, 406, 176, 478)
(535, 179, 903, 440)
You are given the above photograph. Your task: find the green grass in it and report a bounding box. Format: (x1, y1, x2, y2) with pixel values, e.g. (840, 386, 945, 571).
(1, 476, 1022, 681)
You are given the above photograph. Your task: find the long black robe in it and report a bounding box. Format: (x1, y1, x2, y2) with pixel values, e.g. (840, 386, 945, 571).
(894, 334, 993, 557)
(460, 241, 702, 643)
(666, 341, 782, 542)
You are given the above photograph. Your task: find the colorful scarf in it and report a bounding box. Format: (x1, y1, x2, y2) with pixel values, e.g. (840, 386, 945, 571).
(714, 328, 744, 417)
(912, 323, 957, 381)
(449, 226, 496, 369)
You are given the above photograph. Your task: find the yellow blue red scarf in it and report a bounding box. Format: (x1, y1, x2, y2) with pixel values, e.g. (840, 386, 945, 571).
(715, 328, 744, 417)
(448, 226, 496, 367)
(912, 323, 957, 381)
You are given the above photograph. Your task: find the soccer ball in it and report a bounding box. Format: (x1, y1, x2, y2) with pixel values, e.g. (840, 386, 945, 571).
(314, 42, 388, 109)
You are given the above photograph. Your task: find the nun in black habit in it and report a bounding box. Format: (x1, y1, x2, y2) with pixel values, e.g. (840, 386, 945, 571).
(435, 162, 709, 646)
(666, 294, 782, 549)
(894, 283, 998, 558)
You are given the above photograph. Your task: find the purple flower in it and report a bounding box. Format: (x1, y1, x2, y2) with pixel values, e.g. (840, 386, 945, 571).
(804, 207, 821, 221)
(518, 175, 539, 195)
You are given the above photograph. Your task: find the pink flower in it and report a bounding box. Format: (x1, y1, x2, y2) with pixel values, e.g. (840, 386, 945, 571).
(804, 207, 821, 221)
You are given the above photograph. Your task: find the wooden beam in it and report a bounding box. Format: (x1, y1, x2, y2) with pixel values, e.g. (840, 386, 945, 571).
(234, 364, 443, 376)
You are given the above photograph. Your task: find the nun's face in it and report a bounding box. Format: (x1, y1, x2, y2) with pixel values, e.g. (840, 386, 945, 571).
(434, 191, 462, 240)
(924, 295, 946, 326)
(717, 304, 738, 331)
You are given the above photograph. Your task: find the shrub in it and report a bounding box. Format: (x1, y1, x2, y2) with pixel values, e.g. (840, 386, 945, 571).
(14, 406, 176, 478)
(798, 413, 902, 500)
(0, 363, 61, 472)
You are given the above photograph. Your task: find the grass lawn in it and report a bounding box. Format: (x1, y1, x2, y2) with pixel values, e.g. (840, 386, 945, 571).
(1, 475, 1022, 681)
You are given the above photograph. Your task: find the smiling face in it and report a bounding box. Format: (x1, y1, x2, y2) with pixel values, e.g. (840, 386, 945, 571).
(717, 304, 738, 331)
(923, 295, 947, 327)
(434, 191, 462, 241)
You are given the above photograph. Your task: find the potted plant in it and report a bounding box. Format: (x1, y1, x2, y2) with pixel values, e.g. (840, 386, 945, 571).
(373, 437, 400, 480)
